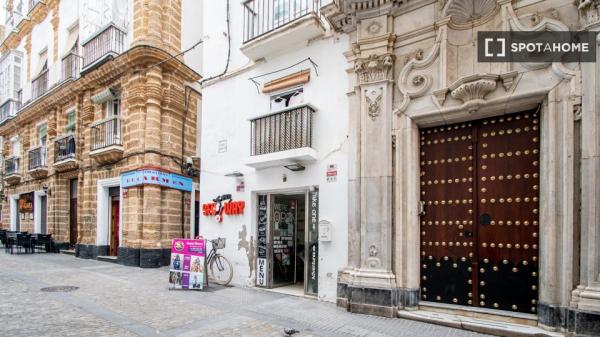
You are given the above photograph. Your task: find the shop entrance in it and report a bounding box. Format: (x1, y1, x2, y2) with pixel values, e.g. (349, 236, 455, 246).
(256, 190, 318, 296)
(271, 194, 305, 289)
(109, 187, 120, 256)
(69, 179, 78, 247)
(419, 109, 540, 314)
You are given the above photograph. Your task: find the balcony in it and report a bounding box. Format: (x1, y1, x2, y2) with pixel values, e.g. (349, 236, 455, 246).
(241, 0, 325, 60)
(31, 69, 49, 100)
(29, 0, 42, 12)
(246, 104, 317, 169)
(0, 99, 20, 124)
(4, 157, 21, 185)
(90, 116, 123, 164)
(62, 52, 80, 81)
(54, 134, 78, 172)
(81, 24, 126, 70)
(28, 146, 48, 178)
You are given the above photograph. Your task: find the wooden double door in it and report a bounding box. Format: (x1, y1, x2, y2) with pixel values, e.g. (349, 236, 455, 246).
(419, 109, 539, 314)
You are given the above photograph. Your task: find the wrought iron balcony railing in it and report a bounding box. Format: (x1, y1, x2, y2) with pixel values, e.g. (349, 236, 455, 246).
(5, 157, 20, 176)
(28, 146, 47, 170)
(62, 53, 80, 80)
(243, 0, 322, 42)
(29, 0, 42, 12)
(31, 69, 49, 99)
(91, 116, 121, 151)
(250, 104, 314, 156)
(82, 24, 126, 69)
(0, 99, 20, 124)
(54, 134, 76, 162)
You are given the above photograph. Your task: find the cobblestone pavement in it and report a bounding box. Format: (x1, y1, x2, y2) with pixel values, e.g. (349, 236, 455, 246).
(0, 253, 493, 337)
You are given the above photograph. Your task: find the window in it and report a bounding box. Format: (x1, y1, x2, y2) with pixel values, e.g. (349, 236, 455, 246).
(273, 0, 308, 25)
(38, 123, 47, 146)
(104, 98, 120, 118)
(64, 23, 79, 57)
(34, 49, 48, 77)
(270, 87, 304, 111)
(10, 137, 20, 157)
(65, 110, 76, 133)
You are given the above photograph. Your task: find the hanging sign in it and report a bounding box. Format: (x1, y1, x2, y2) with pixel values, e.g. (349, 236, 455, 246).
(121, 169, 193, 192)
(202, 194, 245, 223)
(169, 238, 206, 290)
(256, 195, 268, 287)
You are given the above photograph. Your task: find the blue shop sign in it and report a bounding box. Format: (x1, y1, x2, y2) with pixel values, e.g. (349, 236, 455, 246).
(121, 169, 193, 192)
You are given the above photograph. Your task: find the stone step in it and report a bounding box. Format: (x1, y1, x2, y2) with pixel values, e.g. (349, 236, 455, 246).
(59, 249, 76, 255)
(97, 256, 118, 264)
(397, 309, 564, 337)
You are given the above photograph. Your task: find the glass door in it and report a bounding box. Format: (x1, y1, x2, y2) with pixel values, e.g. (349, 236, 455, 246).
(271, 196, 297, 287)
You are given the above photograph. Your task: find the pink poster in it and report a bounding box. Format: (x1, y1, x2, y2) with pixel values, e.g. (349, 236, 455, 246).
(169, 238, 205, 290)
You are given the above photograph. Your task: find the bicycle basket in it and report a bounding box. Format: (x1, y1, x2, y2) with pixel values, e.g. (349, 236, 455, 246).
(212, 237, 226, 249)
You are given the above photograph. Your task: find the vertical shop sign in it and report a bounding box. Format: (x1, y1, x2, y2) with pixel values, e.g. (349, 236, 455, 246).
(256, 195, 268, 287)
(307, 190, 319, 295)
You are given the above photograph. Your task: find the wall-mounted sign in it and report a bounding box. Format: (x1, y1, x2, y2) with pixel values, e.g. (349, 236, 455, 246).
(326, 164, 337, 183)
(236, 181, 245, 192)
(121, 169, 193, 192)
(202, 194, 245, 223)
(19, 193, 33, 213)
(318, 219, 331, 242)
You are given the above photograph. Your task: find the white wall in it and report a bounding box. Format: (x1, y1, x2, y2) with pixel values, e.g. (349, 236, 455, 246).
(182, 0, 203, 75)
(200, 1, 349, 302)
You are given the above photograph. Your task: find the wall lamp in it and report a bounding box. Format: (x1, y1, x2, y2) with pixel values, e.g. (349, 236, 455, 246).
(284, 164, 305, 172)
(224, 171, 244, 177)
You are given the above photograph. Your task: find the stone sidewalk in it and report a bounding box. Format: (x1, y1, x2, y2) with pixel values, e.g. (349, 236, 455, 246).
(0, 252, 493, 337)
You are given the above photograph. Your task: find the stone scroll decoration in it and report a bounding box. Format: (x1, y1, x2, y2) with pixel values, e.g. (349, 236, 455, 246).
(396, 30, 441, 114)
(396, 1, 579, 115)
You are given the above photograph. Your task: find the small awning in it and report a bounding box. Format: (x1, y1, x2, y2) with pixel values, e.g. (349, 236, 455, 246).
(62, 27, 79, 58)
(91, 88, 118, 105)
(33, 50, 48, 77)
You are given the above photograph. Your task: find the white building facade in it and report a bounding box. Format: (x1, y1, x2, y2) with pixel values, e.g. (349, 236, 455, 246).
(200, 0, 347, 302)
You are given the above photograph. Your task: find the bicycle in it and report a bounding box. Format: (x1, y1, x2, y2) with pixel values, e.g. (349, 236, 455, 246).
(206, 237, 233, 286)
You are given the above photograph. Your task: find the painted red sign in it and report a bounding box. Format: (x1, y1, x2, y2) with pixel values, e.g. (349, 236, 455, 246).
(202, 196, 245, 223)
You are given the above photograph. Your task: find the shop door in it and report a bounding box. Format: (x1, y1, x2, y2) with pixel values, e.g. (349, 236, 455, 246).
(109, 197, 120, 256)
(271, 196, 297, 287)
(420, 109, 539, 314)
(69, 179, 78, 247)
(40, 195, 47, 234)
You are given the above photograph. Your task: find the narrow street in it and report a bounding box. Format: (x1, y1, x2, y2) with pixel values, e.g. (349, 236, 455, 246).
(0, 252, 492, 337)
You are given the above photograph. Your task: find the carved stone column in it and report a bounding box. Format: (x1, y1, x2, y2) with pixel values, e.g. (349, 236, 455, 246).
(569, 3, 600, 335)
(338, 14, 397, 317)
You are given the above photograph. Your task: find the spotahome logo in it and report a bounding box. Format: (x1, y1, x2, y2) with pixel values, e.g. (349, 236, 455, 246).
(478, 31, 597, 63)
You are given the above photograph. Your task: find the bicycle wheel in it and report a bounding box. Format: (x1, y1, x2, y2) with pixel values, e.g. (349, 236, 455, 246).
(209, 254, 233, 285)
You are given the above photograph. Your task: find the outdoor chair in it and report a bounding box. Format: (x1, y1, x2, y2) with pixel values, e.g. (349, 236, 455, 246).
(16, 233, 32, 254)
(0, 229, 6, 247)
(5, 232, 18, 254)
(31, 234, 52, 253)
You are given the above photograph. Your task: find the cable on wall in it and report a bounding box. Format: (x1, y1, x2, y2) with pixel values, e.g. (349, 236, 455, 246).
(247, 57, 319, 93)
(198, 0, 231, 85)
